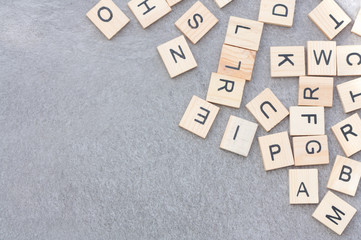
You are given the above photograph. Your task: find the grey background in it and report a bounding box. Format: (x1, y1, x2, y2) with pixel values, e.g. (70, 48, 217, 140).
(0, 0, 360, 239)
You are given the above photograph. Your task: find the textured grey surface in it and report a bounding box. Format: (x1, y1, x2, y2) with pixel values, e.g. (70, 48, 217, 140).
(1, 0, 361, 239)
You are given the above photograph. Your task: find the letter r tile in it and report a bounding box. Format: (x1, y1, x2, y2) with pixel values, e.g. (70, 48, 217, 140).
(179, 95, 220, 139)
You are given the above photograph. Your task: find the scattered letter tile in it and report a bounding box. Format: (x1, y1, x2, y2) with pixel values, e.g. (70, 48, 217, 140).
(157, 35, 197, 78)
(166, 0, 182, 7)
(270, 46, 305, 77)
(246, 88, 289, 132)
(179, 95, 220, 138)
(307, 41, 337, 76)
(258, 0, 296, 27)
(336, 77, 361, 113)
(87, 0, 130, 40)
(337, 45, 361, 76)
(220, 115, 258, 157)
(331, 113, 361, 157)
(289, 106, 325, 136)
(214, 0, 232, 9)
(351, 9, 361, 37)
(293, 135, 329, 166)
(298, 76, 334, 107)
(313, 191, 357, 235)
(175, 1, 218, 44)
(327, 155, 361, 197)
(206, 72, 245, 108)
(289, 169, 319, 204)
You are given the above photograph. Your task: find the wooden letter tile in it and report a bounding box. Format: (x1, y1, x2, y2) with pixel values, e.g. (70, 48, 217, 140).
(179, 95, 219, 138)
(308, 0, 351, 40)
(175, 1, 218, 44)
(289, 169, 319, 204)
(246, 88, 289, 132)
(224, 16, 264, 51)
(217, 44, 256, 81)
(331, 113, 361, 157)
(351, 9, 361, 37)
(166, 0, 182, 7)
(298, 76, 334, 107)
(293, 135, 329, 166)
(157, 35, 197, 78)
(214, 0, 232, 9)
(337, 45, 361, 76)
(336, 77, 361, 113)
(258, 0, 296, 27)
(312, 191, 357, 235)
(289, 106, 325, 136)
(128, 0, 171, 29)
(258, 131, 294, 171)
(86, 0, 130, 40)
(327, 155, 361, 197)
(220, 115, 258, 157)
(307, 41, 337, 76)
(270, 46, 305, 77)
(206, 72, 245, 108)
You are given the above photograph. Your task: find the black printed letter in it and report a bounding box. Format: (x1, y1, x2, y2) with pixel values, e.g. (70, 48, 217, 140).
(137, 0, 156, 15)
(170, 46, 186, 63)
(272, 4, 288, 17)
(260, 101, 277, 119)
(339, 165, 352, 182)
(306, 140, 321, 154)
(218, 79, 235, 92)
(98, 7, 113, 22)
(194, 107, 210, 125)
(340, 124, 358, 141)
(269, 144, 281, 161)
(188, 13, 203, 29)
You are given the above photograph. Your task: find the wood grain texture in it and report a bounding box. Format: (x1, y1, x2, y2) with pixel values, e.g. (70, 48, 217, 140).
(270, 46, 305, 77)
(307, 41, 337, 76)
(258, 0, 296, 27)
(336, 77, 361, 113)
(293, 135, 329, 166)
(298, 76, 333, 107)
(289, 106, 324, 136)
(337, 45, 361, 76)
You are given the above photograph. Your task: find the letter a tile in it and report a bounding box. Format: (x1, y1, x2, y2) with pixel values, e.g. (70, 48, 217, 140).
(313, 191, 357, 235)
(157, 35, 197, 78)
(87, 0, 130, 40)
(327, 155, 361, 197)
(289, 169, 319, 204)
(258, 0, 296, 27)
(179, 95, 220, 138)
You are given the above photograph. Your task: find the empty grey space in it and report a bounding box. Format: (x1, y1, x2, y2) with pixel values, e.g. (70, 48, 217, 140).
(1, 0, 360, 239)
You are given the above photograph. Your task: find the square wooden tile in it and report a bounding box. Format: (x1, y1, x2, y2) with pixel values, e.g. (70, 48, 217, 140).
(336, 77, 361, 113)
(217, 44, 256, 81)
(258, 131, 294, 171)
(351, 9, 361, 37)
(220, 115, 258, 157)
(206, 72, 246, 108)
(331, 113, 361, 157)
(312, 191, 357, 235)
(214, 0, 232, 9)
(289, 169, 319, 204)
(308, 0, 351, 40)
(337, 45, 361, 76)
(270, 46, 305, 77)
(327, 155, 361, 197)
(246, 88, 289, 132)
(86, 0, 130, 40)
(298, 76, 334, 107)
(289, 106, 325, 136)
(166, 0, 182, 7)
(307, 41, 337, 76)
(258, 0, 296, 27)
(179, 95, 220, 138)
(293, 135, 329, 166)
(157, 35, 197, 78)
(224, 16, 264, 51)
(175, 1, 218, 44)
(128, 0, 171, 29)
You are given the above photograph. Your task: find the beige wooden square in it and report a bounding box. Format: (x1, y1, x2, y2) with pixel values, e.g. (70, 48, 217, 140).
(298, 76, 334, 107)
(312, 191, 357, 235)
(224, 16, 264, 51)
(289, 106, 325, 136)
(86, 0, 130, 40)
(258, 0, 296, 27)
(214, 0, 232, 9)
(206, 73, 245, 108)
(327, 155, 361, 197)
(293, 135, 329, 166)
(220, 115, 258, 157)
(336, 77, 361, 113)
(179, 95, 219, 139)
(217, 44, 256, 81)
(128, 0, 171, 29)
(270, 46, 305, 77)
(351, 9, 361, 37)
(175, 1, 218, 44)
(308, 0, 351, 40)
(258, 131, 294, 171)
(289, 169, 319, 205)
(337, 45, 361, 76)
(307, 41, 337, 76)
(157, 35, 197, 78)
(166, 0, 182, 7)
(331, 113, 361, 157)
(246, 88, 289, 132)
